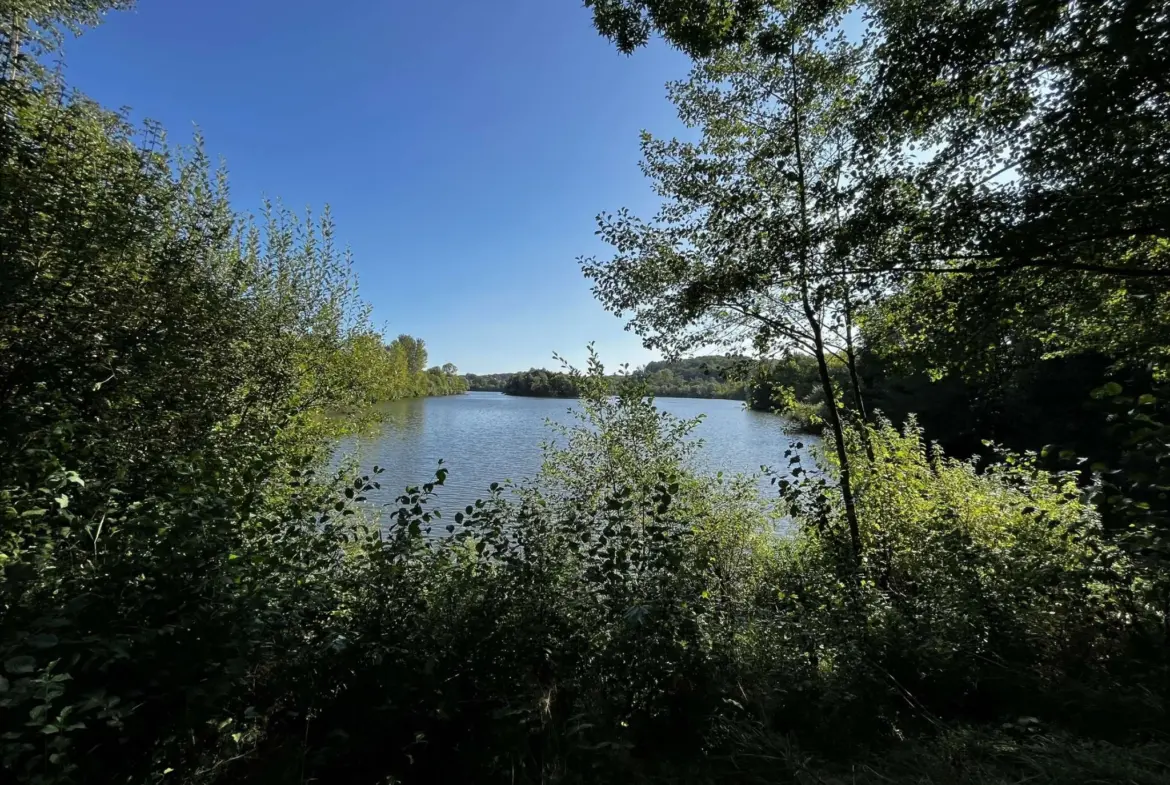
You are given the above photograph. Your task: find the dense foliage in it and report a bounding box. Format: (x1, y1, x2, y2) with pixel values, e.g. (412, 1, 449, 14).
(476, 356, 748, 399)
(504, 368, 581, 397)
(3, 1, 1170, 784)
(746, 352, 845, 428)
(570, 0, 1170, 778)
(464, 372, 513, 392)
(0, 25, 464, 783)
(636, 355, 747, 399)
(383, 335, 468, 398)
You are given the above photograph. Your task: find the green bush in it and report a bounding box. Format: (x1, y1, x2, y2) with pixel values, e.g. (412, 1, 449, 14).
(261, 378, 1167, 784)
(0, 79, 454, 783)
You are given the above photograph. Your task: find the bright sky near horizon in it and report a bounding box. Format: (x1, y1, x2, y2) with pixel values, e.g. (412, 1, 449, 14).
(60, 0, 694, 374)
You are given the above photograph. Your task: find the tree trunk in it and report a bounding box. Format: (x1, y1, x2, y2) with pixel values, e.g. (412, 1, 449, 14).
(2, 14, 21, 83)
(806, 298, 862, 568)
(788, 40, 862, 569)
(842, 295, 875, 463)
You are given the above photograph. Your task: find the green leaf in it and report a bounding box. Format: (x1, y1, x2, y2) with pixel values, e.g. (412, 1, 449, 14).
(5, 656, 36, 674)
(28, 633, 58, 649)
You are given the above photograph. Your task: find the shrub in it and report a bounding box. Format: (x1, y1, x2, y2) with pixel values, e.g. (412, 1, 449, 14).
(0, 80, 428, 783)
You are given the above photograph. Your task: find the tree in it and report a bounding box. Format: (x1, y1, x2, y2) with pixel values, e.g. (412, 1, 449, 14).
(835, 0, 1170, 393)
(504, 368, 580, 398)
(583, 3, 870, 563)
(581, 0, 1170, 295)
(855, 0, 1170, 280)
(384, 337, 410, 391)
(412, 337, 428, 375)
(581, 0, 768, 57)
(580, 0, 1170, 560)
(0, 64, 418, 777)
(393, 334, 416, 373)
(1, 0, 134, 81)
(381, 336, 463, 397)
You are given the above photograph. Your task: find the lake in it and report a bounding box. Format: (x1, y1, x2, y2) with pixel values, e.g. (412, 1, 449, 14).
(336, 392, 819, 514)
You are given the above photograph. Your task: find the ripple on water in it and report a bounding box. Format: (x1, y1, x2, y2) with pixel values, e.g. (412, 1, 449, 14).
(333, 392, 819, 518)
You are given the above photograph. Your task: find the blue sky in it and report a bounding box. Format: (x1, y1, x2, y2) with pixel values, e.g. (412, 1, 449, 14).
(62, 0, 694, 374)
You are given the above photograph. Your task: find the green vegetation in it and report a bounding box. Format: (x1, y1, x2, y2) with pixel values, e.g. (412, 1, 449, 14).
(465, 372, 514, 392)
(482, 355, 840, 438)
(636, 356, 747, 399)
(746, 353, 845, 431)
(472, 357, 748, 399)
(505, 368, 581, 397)
(3, 1, 1170, 784)
(384, 335, 468, 398)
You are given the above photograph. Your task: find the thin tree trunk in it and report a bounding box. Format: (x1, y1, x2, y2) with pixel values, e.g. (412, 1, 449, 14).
(830, 167, 874, 464)
(805, 296, 863, 566)
(841, 289, 875, 462)
(790, 43, 862, 568)
(3, 14, 21, 83)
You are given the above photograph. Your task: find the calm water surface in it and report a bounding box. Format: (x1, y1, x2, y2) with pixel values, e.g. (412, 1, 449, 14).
(336, 392, 819, 513)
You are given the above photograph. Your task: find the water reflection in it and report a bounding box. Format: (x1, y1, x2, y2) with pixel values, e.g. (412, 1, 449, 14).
(335, 392, 818, 516)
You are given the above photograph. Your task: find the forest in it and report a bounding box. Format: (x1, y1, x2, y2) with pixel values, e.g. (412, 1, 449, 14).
(2, 2, 1170, 785)
(379, 335, 468, 398)
(468, 356, 749, 399)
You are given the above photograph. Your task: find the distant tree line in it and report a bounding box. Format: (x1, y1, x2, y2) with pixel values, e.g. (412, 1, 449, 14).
(481, 346, 1122, 454)
(636, 356, 747, 399)
(382, 334, 467, 398)
(463, 372, 512, 392)
(504, 369, 580, 397)
(467, 356, 750, 399)
(468, 356, 828, 428)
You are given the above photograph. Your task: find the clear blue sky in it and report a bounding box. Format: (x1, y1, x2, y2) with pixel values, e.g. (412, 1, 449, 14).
(62, 0, 693, 374)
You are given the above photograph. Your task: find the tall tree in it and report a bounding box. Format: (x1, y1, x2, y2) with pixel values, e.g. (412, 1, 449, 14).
(859, 0, 1170, 280)
(583, 0, 1170, 281)
(393, 334, 421, 375)
(409, 336, 428, 376)
(583, 2, 870, 563)
(578, 0, 1170, 562)
(582, 0, 768, 56)
(1, 0, 134, 80)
